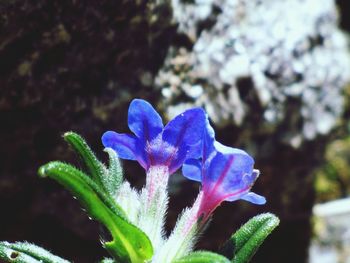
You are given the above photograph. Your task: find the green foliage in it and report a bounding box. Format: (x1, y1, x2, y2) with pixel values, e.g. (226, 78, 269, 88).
(64, 132, 108, 191)
(38, 161, 153, 263)
(221, 213, 279, 263)
(39, 133, 154, 262)
(0, 241, 69, 263)
(104, 147, 124, 196)
(39, 161, 125, 219)
(173, 251, 231, 263)
(64, 132, 123, 198)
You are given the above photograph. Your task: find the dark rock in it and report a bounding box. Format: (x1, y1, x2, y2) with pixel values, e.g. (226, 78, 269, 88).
(0, 0, 174, 261)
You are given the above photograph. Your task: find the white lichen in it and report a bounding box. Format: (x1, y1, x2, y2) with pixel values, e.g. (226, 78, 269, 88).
(157, 0, 350, 147)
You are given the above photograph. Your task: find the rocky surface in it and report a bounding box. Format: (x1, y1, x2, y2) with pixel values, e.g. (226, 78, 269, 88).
(157, 0, 350, 262)
(157, 0, 350, 147)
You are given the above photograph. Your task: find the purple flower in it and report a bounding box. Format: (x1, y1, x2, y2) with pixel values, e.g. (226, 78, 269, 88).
(102, 99, 206, 175)
(182, 120, 265, 221)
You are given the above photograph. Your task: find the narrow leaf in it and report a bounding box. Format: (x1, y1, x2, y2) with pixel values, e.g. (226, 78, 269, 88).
(38, 162, 153, 263)
(64, 132, 106, 188)
(173, 251, 231, 263)
(40, 161, 125, 219)
(104, 148, 124, 196)
(0, 241, 69, 263)
(222, 213, 279, 263)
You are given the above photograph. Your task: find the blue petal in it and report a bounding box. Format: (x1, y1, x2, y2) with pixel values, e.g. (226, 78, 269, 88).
(242, 169, 260, 186)
(102, 131, 137, 160)
(203, 151, 254, 194)
(239, 192, 266, 205)
(202, 120, 248, 161)
(128, 99, 163, 143)
(102, 131, 149, 168)
(162, 108, 206, 173)
(182, 158, 202, 182)
(214, 141, 249, 156)
(186, 140, 202, 160)
(203, 119, 216, 161)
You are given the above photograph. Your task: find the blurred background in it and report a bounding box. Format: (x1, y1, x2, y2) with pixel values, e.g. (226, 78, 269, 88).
(0, 0, 350, 262)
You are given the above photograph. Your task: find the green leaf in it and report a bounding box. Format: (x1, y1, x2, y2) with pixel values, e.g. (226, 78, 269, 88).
(221, 213, 279, 263)
(103, 148, 124, 196)
(42, 161, 125, 219)
(173, 251, 231, 263)
(0, 241, 69, 263)
(38, 161, 153, 263)
(64, 132, 106, 189)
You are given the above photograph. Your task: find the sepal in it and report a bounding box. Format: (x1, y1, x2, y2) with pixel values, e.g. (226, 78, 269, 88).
(115, 182, 140, 224)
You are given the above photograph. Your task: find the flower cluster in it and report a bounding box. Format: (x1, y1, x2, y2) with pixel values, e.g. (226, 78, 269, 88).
(102, 99, 265, 261)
